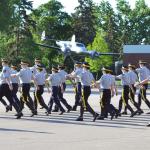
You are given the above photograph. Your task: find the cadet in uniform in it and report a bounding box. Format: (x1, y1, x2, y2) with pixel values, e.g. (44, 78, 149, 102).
(56, 64, 72, 112)
(70, 62, 82, 111)
(127, 64, 143, 114)
(135, 74, 150, 126)
(109, 69, 120, 117)
(46, 66, 65, 115)
(31, 58, 47, 110)
(14, 61, 36, 116)
(76, 62, 98, 122)
(33, 65, 49, 113)
(96, 67, 118, 120)
(116, 66, 137, 117)
(31, 58, 47, 75)
(136, 60, 150, 110)
(0, 59, 22, 119)
(10, 65, 21, 107)
(108, 69, 118, 96)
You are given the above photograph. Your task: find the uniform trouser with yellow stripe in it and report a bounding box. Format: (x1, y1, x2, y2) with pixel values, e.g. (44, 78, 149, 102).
(12, 83, 21, 107)
(124, 85, 141, 112)
(138, 84, 150, 108)
(79, 86, 96, 117)
(48, 86, 65, 113)
(3, 83, 20, 110)
(34, 85, 48, 111)
(53, 83, 69, 111)
(20, 83, 35, 113)
(0, 84, 21, 113)
(118, 85, 134, 113)
(100, 89, 116, 117)
(74, 82, 82, 109)
(58, 85, 71, 109)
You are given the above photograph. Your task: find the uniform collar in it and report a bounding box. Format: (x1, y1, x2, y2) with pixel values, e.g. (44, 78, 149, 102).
(3, 65, 8, 67)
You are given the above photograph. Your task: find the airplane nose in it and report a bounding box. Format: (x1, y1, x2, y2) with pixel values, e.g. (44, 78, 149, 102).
(64, 47, 71, 53)
(90, 51, 100, 58)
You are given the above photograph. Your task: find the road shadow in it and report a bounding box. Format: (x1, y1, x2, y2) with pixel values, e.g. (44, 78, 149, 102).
(0, 127, 53, 134)
(0, 116, 146, 130)
(0, 109, 150, 130)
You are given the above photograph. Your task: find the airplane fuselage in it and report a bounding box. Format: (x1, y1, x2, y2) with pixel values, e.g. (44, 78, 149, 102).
(56, 41, 87, 53)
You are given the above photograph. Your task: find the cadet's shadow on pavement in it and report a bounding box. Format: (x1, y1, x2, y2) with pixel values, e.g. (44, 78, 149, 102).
(21, 116, 147, 129)
(0, 112, 149, 130)
(0, 117, 145, 130)
(36, 114, 150, 128)
(0, 127, 53, 134)
(36, 111, 150, 126)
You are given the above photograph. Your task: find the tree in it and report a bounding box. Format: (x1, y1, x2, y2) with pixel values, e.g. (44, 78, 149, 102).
(96, 0, 122, 60)
(0, 0, 39, 64)
(96, 0, 150, 58)
(0, 0, 149, 69)
(0, 0, 15, 32)
(86, 31, 112, 75)
(72, 0, 97, 46)
(130, 0, 150, 44)
(31, 0, 73, 67)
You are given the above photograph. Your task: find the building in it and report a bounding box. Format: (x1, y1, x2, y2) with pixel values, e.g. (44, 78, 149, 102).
(123, 45, 150, 67)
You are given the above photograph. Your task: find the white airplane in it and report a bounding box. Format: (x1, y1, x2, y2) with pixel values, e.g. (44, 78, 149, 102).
(37, 31, 120, 59)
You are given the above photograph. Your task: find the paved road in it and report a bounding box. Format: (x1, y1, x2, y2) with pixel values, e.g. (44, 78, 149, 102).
(0, 87, 150, 150)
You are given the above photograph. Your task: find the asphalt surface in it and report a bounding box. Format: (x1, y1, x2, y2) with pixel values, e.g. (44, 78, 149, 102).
(0, 87, 150, 150)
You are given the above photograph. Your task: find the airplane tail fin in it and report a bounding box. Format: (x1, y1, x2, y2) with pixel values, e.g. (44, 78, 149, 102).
(71, 34, 75, 43)
(71, 34, 76, 47)
(41, 31, 46, 41)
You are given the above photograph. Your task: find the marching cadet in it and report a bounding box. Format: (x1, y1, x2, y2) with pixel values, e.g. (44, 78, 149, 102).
(46, 66, 65, 115)
(108, 69, 120, 117)
(96, 67, 118, 120)
(10, 65, 21, 108)
(70, 62, 82, 111)
(108, 69, 118, 96)
(0, 58, 22, 119)
(56, 64, 72, 112)
(75, 62, 98, 122)
(135, 60, 150, 110)
(31, 58, 47, 110)
(116, 66, 137, 117)
(127, 64, 143, 114)
(33, 64, 49, 114)
(13, 60, 36, 117)
(134, 75, 150, 125)
(31, 58, 47, 75)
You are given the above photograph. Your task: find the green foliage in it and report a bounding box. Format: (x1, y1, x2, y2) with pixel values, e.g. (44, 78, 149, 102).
(72, 0, 97, 46)
(0, 0, 39, 65)
(32, 0, 73, 39)
(0, 0, 149, 70)
(95, 0, 150, 62)
(0, 0, 15, 31)
(97, 0, 123, 55)
(86, 32, 112, 72)
(31, 0, 73, 67)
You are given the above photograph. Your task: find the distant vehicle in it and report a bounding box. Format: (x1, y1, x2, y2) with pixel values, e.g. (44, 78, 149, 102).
(36, 31, 121, 62)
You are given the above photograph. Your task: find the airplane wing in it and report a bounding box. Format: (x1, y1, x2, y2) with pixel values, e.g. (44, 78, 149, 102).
(98, 52, 121, 56)
(78, 50, 121, 58)
(35, 43, 61, 51)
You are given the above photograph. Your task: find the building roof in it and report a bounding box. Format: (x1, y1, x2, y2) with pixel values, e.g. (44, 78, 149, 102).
(123, 45, 150, 54)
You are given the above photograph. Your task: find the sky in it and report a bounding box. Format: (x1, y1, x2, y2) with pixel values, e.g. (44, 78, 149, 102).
(32, 0, 150, 13)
